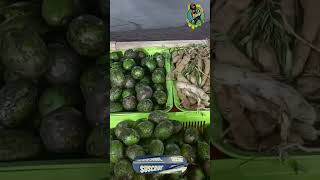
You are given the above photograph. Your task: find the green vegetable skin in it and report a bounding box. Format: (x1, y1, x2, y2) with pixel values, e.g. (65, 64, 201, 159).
(114, 159, 134, 179)
(152, 68, 166, 83)
(136, 85, 153, 101)
(110, 87, 123, 102)
(67, 15, 107, 57)
(0, 1, 49, 35)
(122, 88, 135, 99)
(42, 0, 83, 26)
(126, 144, 145, 160)
(123, 58, 136, 70)
(137, 99, 154, 112)
(124, 49, 137, 59)
(45, 43, 82, 85)
(131, 66, 145, 80)
(154, 120, 174, 140)
(0, 30, 49, 78)
(122, 95, 137, 111)
(110, 140, 124, 163)
(110, 51, 122, 61)
(40, 107, 87, 153)
(153, 90, 167, 105)
(110, 111, 210, 179)
(110, 50, 168, 112)
(0, 81, 38, 128)
(38, 86, 80, 117)
(86, 126, 108, 158)
(116, 127, 140, 146)
(149, 139, 164, 155)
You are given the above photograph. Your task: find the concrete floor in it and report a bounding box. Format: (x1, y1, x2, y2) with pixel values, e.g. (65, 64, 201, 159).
(110, 0, 210, 41)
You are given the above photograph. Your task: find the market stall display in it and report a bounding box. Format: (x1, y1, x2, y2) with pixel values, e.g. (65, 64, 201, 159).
(0, 0, 107, 164)
(110, 48, 173, 113)
(110, 111, 210, 180)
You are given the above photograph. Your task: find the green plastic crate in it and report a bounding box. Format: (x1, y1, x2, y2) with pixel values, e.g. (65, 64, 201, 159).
(110, 47, 174, 113)
(110, 111, 210, 128)
(168, 47, 210, 112)
(212, 157, 320, 180)
(0, 160, 108, 180)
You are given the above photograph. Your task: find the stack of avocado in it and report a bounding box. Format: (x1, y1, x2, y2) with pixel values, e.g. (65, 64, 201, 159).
(0, 0, 107, 161)
(110, 111, 210, 180)
(110, 49, 168, 113)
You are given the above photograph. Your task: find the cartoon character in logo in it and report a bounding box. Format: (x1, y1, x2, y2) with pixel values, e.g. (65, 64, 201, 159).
(186, 3, 205, 30)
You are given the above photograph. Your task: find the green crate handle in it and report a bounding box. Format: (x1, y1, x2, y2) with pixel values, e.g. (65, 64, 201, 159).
(110, 111, 210, 128)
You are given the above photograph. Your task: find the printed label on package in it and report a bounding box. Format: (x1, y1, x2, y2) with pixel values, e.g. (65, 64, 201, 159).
(132, 155, 189, 174)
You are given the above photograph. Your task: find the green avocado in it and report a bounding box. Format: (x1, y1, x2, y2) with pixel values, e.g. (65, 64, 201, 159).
(67, 15, 107, 57)
(126, 144, 145, 161)
(116, 120, 137, 129)
(137, 99, 153, 112)
(45, 43, 82, 85)
(153, 83, 166, 91)
(86, 126, 108, 158)
(0, 30, 49, 78)
(152, 68, 166, 83)
(110, 102, 123, 113)
(136, 85, 153, 101)
(145, 58, 157, 72)
(0, 81, 38, 128)
(38, 86, 81, 117)
(153, 90, 167, 105)
(123, 58, 136, 71)
(116, 127, 140, 146)
(124, 49, 136, 59)
(184, 128, 199, 144)
(40, 107, 87, 153)
(111, 68, 125, 87)
(140, 57, 148, 67)
(131, 66, 145, 80)
(181, 144, 196, 163)
(135, 120, 154, 138)
(110, 140, 124, 164)
(124, 75, 136, 88)
(197, 141, 210, 161)
(110, 87, 123, 102)
(136, 50, 146, 60)
(122, 96, 137, 111)
(149, 139, 164, 155)
(122, 88, 135, 99)
(42, 0, 84, 26)
(110, 51, 122, 62)
(165, 143, 181, 155)
(154, 120, 174, 140)
(114, 159, 134, 179)
(111, 61, 122, 70)
(154, 53, 165, 68)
